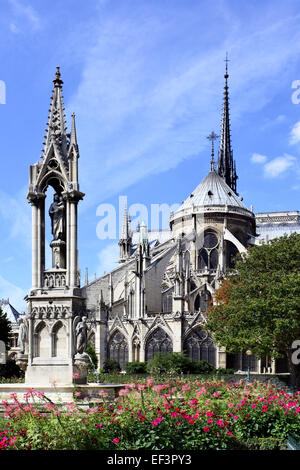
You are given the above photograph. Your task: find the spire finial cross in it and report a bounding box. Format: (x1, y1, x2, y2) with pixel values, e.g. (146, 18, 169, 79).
(207, 131, 219, 171)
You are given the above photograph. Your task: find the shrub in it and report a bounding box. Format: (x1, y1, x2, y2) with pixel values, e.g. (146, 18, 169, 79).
(103, 359, 121, 373)
(147, 352, 192, 375)
(125, 361, 147, 374)
(188, 360, 215, 374)
(216, 367, 235, 375)
(0, 359, 23, 379)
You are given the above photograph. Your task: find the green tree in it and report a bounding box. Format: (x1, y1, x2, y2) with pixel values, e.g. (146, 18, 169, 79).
(0, 305, 11, 347)
(206, 233, 300, 387)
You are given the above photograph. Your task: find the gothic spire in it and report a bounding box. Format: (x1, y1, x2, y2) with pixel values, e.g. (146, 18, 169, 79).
(217, 54, 238, 194)
(69, 113, 78, 148)
(42, 66, 68, 160)
(121, 201, 130, 240)
(119, 202, 132, 263)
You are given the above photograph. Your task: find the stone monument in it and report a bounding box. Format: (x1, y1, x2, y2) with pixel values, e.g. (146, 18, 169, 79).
(19, 67, 87, 388)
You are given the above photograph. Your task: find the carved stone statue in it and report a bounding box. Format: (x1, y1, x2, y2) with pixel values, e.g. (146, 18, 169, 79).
(17, 317, 27, 355)
(75, 316, 88, 355)
(49, 193, 65, 241)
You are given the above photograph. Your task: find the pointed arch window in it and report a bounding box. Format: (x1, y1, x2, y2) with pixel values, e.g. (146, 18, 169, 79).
(226, 241, 239, 269)
(145, 328, 172, 362)
(194, 290, 212, 313)
(198, 231, 219, 271)
(183, 327, 216, 367)
(107, 330, 128, 371)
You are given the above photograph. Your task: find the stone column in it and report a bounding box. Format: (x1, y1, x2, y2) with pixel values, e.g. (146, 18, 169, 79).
(37, 197, 45, 288)
(69, 200, 78, 287)
(140, 346, 145, 362)
(172, 319, 182, 352)
(217, 346, 227, 369)
(31, 203, 38, 289)
(128, 341, 133, 362)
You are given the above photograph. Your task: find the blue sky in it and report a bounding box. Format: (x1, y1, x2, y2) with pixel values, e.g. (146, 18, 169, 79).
(0, 0, 300, 311)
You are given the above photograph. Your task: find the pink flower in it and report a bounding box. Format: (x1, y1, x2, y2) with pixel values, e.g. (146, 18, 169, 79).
(203, 427, 210, 432)
(112, 438, 120, 445)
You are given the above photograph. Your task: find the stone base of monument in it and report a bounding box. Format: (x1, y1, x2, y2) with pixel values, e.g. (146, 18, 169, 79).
(16, 353, 28, 373)
(73, 353, 90, 385)
(24, 359, 74, 386)
(0, 383, 126, 404)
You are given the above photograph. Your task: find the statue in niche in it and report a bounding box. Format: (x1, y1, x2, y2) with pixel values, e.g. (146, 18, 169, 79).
(75, 316, 89, 355)
(17, 317, 28, 355)
(49, 193, 65, 241)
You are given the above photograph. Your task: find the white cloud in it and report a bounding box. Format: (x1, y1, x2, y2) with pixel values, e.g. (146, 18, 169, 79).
(261, 114, 286, 131)
(290, 121, 300, 145)
(251, 153, 267, 164)
(263, 154, 296, 178)
(64, 4, 300, 208)
(96, 242, 120, 278)
(9, 22, 19, 34)
(9, 0, 41, 32)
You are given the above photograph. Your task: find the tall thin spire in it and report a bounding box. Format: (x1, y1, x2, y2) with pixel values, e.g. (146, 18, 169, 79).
(217, 54, 238, 194)
(119, 202, 132, 263)
(121, 201, 129, 240)
(42, 66, 68, 161)
(69, 113, 78, 149)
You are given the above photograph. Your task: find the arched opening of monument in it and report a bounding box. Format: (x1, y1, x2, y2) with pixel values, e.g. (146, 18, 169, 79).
(52, 321, 67, 358)
(34, 321, 51, 358)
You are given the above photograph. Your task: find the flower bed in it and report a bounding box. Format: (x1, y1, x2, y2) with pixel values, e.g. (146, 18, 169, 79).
(0, 378, 299, 450)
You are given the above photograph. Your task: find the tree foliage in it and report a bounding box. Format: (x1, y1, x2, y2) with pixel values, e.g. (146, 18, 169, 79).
(206, 233, 300, 386)
(0, 305, 11, 347)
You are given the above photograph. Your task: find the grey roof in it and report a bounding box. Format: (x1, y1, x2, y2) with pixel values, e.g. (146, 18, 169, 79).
(176, 169, 247, 212)
(0, 300, 20, 323)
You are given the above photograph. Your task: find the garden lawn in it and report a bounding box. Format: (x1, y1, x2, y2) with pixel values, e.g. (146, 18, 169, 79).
(1, 377, 300, 450)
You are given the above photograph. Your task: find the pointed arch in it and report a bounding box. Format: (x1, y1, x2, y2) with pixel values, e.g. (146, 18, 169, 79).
(51, 320, 67, 358)
(145, 327, 173, 362)
(107, 329, 128, 371)
(183, 326, 216, 367)
(197, 230, 219, 271)
(34, 321, 51, 358)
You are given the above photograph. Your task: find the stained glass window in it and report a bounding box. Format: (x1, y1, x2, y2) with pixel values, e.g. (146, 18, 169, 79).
(145, 328, 172, 361)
